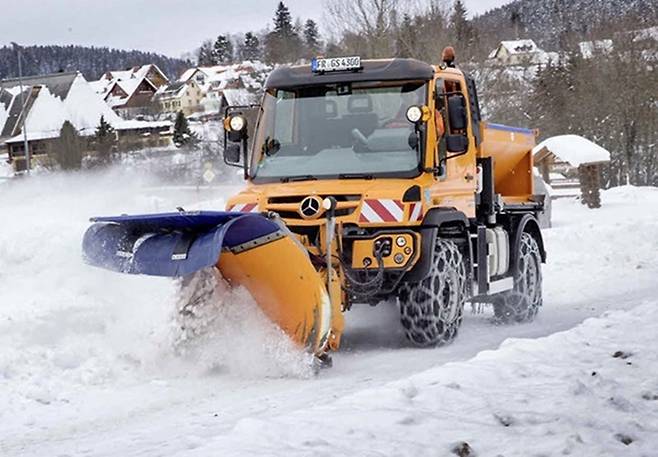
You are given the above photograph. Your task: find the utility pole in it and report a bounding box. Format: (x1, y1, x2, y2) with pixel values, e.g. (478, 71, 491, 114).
(11, 42, 30, 173)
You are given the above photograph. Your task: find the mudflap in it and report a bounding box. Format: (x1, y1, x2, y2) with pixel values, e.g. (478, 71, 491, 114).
(82, 211, 335, 355)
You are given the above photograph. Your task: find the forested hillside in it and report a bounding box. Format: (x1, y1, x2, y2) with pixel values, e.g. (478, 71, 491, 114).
(0, 45, 190, 81)
(474, 0, 658, 50)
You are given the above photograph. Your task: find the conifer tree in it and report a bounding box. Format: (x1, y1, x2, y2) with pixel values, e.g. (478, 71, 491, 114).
(173, 111, 198, 147)
(264, 2, 303, 63)
(303, 19, 322, 57)
(94, 115, 116, 165)
(241, 32, 261, 61)
(197, 40, 215, 66)
(450, 0, 471, 44)
(55, 121, 83, 170)
(213, 35, 234, 64)
(273, 1, 294, 36)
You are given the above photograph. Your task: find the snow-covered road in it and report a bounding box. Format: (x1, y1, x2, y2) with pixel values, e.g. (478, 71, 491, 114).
(1, 169, 656, 456)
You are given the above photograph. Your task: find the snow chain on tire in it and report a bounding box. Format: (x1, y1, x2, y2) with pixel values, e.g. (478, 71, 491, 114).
(493, 232, 543, 323)
(398, 238, 467, 347)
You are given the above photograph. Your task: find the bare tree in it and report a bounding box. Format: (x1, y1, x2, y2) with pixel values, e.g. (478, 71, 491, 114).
(323, 0, 404, 57)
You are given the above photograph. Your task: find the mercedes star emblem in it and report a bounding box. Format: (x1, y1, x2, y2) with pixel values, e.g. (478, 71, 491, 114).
(299, 195, 323, 219)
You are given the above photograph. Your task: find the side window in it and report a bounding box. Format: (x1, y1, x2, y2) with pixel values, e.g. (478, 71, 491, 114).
(434, 79, 448, 177)
(464, 75, 481, 146)
(436, 77, 470, 158)
(274, 90, 295, 144)
(443, 79, 464, 135)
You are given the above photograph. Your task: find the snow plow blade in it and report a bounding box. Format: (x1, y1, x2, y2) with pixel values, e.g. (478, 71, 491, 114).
(82, 211, 332, 354)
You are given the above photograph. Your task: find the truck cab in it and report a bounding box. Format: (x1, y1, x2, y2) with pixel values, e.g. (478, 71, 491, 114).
(224, 55, 545, 350)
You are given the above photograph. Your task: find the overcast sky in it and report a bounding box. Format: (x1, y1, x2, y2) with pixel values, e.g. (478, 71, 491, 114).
(0, 0, 508, 58)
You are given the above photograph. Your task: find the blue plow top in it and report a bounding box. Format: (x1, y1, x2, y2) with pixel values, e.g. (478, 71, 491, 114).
(82, 211, 280, 277)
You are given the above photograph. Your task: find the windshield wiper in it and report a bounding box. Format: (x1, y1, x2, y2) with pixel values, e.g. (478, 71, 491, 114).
(338, 173, 374, 180)
(280, 175, 318, 183)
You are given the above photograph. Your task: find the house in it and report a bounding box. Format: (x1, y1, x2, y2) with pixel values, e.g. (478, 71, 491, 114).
(91, 64, 169, 119)
(177, 61, 270, 115)
(0, 71, 172, 172)
(155, 79, 205, 117)
(488, 40, 559, 66)
(578, 39, 614, 59)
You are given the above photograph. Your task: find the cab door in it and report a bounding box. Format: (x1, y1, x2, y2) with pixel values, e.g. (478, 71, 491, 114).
(429, 74, 478, 218)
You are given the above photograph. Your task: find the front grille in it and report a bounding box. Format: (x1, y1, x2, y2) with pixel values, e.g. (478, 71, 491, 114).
(266, 194, 361, 220)
(267, 194, 361, 204)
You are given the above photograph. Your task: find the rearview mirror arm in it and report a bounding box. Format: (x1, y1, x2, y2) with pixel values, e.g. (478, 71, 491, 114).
(242, 136, 249, 180)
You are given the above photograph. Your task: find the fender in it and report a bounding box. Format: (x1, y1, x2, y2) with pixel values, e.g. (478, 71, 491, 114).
(422, 207, 470, 229)
(404, 208, 470, 282)
(511, 214, 546, 275)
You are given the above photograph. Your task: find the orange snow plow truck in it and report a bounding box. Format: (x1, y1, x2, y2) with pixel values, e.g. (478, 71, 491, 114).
(83, 51, 546, 366)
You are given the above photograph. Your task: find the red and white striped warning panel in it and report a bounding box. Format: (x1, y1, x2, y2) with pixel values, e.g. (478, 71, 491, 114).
(408, 202, 424, 222)
(227, 203, 259, 213)
(359, 199, 404, 223)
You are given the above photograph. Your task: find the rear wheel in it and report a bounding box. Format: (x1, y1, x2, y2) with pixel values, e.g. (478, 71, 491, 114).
(399, 238, 467, 347)
(493, 232, 543, 323)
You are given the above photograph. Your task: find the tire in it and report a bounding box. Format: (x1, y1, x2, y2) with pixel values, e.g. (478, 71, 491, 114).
(399, 238, 468, 347)
(493, 232, 543, 323)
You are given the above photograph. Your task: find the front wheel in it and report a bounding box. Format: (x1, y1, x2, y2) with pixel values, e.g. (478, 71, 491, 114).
(493, 232, 543, 323)
(398, 238, 468, 347)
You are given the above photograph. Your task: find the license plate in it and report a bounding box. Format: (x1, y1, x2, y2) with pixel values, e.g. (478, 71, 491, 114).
(312, 56, 361, 73)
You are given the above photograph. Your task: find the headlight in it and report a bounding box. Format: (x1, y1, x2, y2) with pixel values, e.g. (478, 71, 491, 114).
(396, 236, 407, 247)
(229, 115, 246, 132)
(406, 106, 423, 123)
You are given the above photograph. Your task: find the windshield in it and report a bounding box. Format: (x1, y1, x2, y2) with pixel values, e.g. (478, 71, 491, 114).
(251, 81, 427, 181)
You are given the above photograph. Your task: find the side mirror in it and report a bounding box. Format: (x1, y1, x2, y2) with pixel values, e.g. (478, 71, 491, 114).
(224, 144, 241, 165)
(447, 94, 467, 131)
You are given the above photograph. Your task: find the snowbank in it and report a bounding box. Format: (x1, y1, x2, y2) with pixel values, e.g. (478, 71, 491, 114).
(0, 153, 12, 179)
(533, 134, 611, 167)
(192, 300, 658, 456)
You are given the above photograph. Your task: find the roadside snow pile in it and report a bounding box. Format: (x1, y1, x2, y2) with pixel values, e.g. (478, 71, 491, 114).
(533, 134, 611, 166)
(543, 186, 658, 307)
(196, 301, 658, 456)
(0, 153, 12, 179)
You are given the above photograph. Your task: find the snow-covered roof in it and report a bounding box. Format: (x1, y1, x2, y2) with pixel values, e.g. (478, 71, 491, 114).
(108, 77, 158, 106)
(533, 135, 611, 167)
(222, 89, 259, 107)
(489, 40, 539, 58)
(579, 40, 614, 59)
(114, 119, 172, 131)
(156, 81, 189, 98)
(179, 61, 271, 95)
(1, 72, 168, 145)
(0, 72, 78, 100)
(91, 64, 167, 109)
(503, 39, 538, 54)
(634, 25, 658, 42)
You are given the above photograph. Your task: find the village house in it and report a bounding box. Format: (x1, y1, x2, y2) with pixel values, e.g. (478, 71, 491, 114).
(155, 79, 205, 117)
(91, 64, 169, 119)
(175, 61, 269, 115)
(0, 71, 172, 172)
(488, 39, 559, 66)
